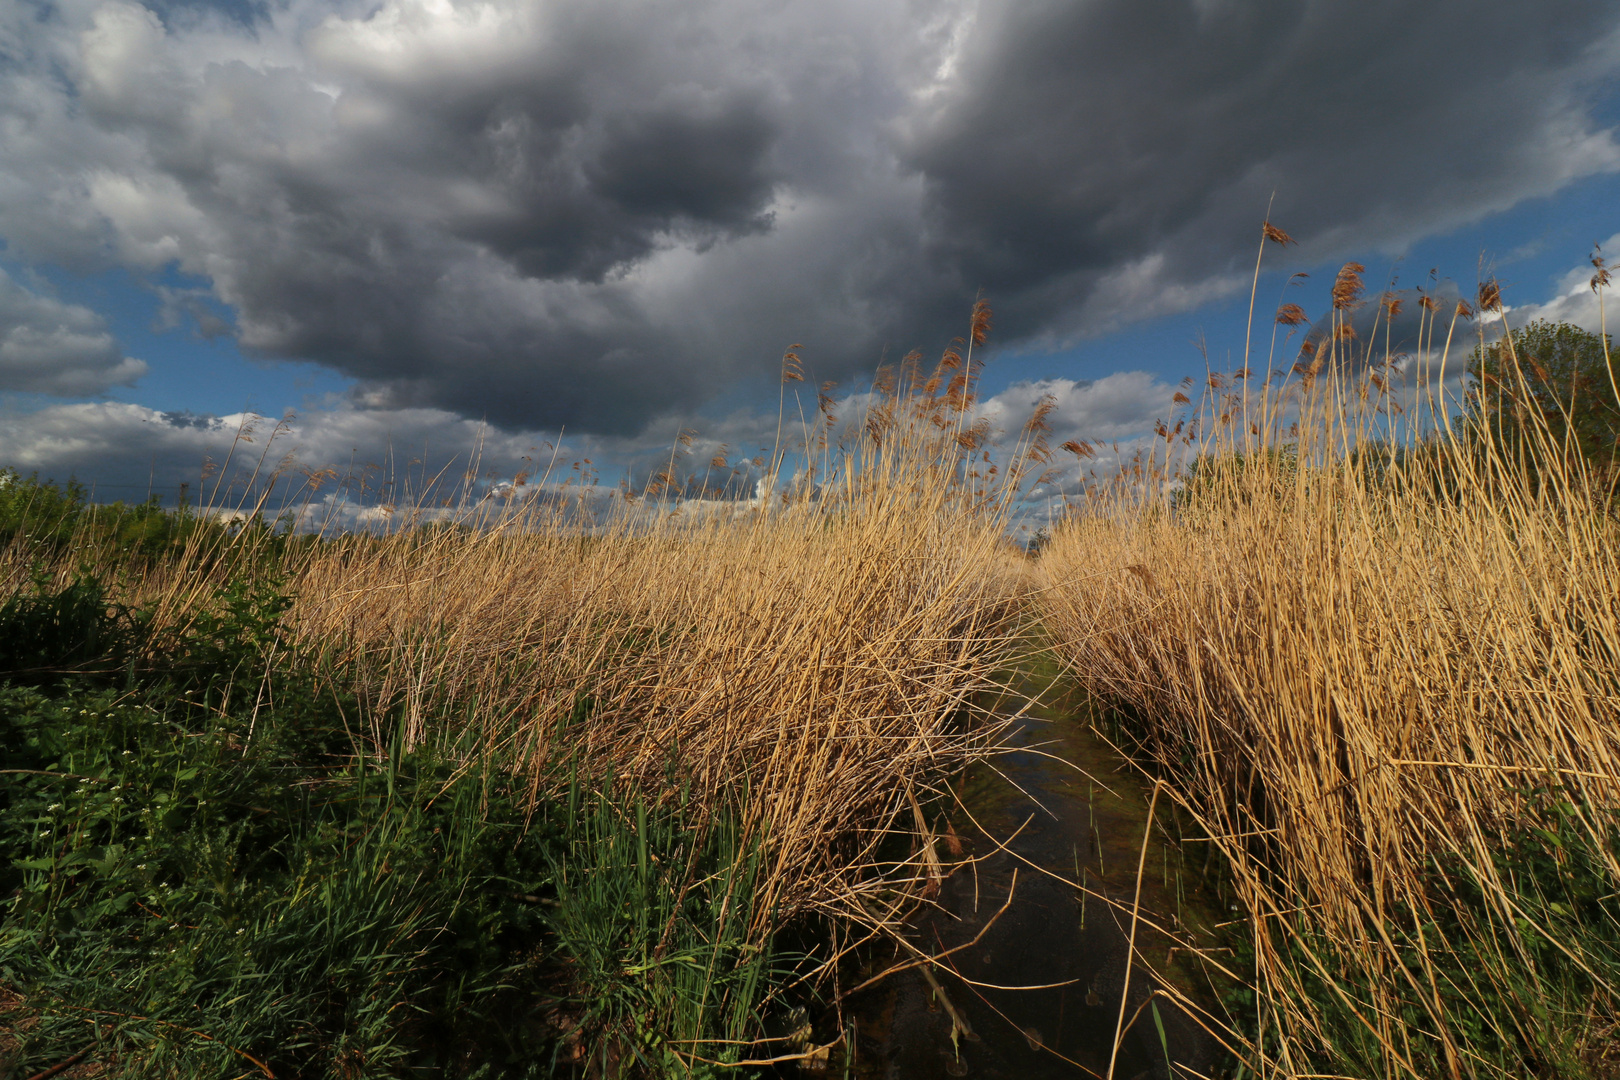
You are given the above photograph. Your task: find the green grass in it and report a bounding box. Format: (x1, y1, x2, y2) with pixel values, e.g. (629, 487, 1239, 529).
(0, 570, 803, 1079)
(540, 772, 793, 1076)
(1207, 798, 1620, 1080)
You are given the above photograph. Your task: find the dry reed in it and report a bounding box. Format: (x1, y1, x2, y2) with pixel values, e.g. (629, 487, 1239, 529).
(4, 337, 1041, 942)
(1039, 265, 1620, 1077)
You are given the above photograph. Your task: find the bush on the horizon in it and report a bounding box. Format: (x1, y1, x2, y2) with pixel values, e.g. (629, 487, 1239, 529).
(1, 468, 236, 564)
(1467, 318, 1620, 485)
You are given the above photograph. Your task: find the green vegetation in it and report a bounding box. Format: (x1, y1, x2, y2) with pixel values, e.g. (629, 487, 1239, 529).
(1, 362, 1029, 1078)
(1, 469, 240, 564)
(1342, 799, 1620, 1078)
(0, 571, 800, 1078)
(1468, 319, 1620, 484)
(0, 472, 88, 551)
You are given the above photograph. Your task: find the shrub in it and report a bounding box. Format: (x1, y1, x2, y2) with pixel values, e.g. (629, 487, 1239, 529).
(1467, 319, 1620, 486)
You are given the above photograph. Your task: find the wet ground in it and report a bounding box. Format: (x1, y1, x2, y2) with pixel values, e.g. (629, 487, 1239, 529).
(837, 677, 1229, 1080)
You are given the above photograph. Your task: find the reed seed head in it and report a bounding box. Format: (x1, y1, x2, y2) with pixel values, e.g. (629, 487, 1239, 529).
(782, 346, 806, 383)
(1263, 222, 1296, 246)
(970, 299, 993, 347)
(1332, 263, 1366, 310)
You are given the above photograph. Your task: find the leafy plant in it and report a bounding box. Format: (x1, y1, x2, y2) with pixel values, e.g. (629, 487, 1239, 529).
(0, 571, 811, 1078)
(0, 470, 86, 551)
(541, 769, 791, 1076)
(0, 571, 141, 683)
(1467, 319, 1620, 483)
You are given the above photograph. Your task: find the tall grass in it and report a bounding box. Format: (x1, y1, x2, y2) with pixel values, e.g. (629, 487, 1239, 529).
(272, 343, 1037, 927)
(1039, 257, 1620, 1077)
(2, 331, 1039, 1074)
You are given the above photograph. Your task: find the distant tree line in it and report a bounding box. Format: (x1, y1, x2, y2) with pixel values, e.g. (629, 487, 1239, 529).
(0, 469, 252, 562)
(1466, 318, 1620, 483)
(1171, 319, 1620, 516)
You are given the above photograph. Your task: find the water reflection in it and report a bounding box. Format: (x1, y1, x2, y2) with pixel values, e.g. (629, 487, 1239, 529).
(839, 678, 1228, 1080)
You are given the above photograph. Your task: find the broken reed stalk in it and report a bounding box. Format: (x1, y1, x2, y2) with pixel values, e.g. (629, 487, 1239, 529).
(1107, 780, 1162, 1080)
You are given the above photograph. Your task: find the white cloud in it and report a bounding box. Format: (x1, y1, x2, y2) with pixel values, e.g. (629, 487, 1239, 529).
(0, 367, 1179, 507)
(977, 372, 1179, 444)
(0, 268, 148, 394)
(1499, 232, 1620, 335)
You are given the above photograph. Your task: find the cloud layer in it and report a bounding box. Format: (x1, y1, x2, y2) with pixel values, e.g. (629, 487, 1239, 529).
(0, 368, 1178, 511)
(2, 0, 1618, 433)
(0, 269, 147, 394)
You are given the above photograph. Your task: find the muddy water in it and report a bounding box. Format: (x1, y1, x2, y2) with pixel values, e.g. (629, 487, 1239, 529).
(840, 677, 1227, 1080)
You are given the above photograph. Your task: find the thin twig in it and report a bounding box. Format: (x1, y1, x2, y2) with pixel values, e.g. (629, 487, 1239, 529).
(25, 1045, 95, 1080)
(1106, 781, 1160, 1080)
(672, 1036, 845, 1068)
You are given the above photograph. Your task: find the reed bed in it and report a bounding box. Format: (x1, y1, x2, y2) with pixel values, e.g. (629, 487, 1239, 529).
(282, 460, 1028, 927)
(1039, 266, 1620, 1077)
(2, 336, 1049, 1074)
(5, 335, 1035, 931)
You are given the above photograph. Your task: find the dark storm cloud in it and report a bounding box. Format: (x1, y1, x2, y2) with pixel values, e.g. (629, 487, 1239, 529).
(0, 0, 1618, 438)
(909, 0, 1620, 342)
(1295, 282, 1470, 374)
(461, 95, 781, 281)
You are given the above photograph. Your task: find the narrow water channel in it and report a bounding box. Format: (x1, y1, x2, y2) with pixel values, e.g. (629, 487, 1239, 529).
(838, 672, 1229, 1080)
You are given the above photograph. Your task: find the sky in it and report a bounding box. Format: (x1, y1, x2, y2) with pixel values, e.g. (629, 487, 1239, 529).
(3, 0, 1620, 517)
